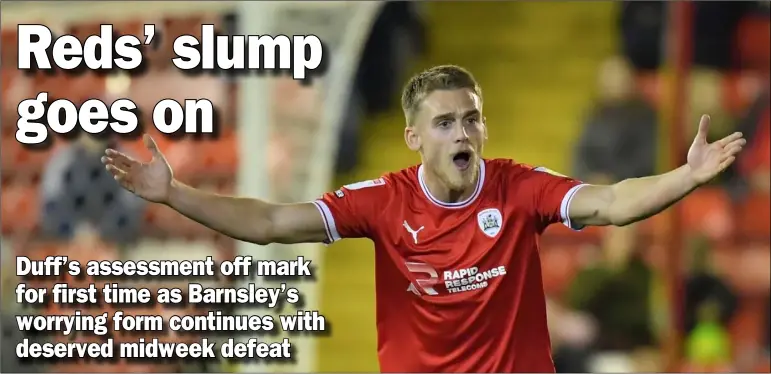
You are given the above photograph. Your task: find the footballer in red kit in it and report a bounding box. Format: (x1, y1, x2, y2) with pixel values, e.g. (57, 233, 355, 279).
(106, 64, 746, 372)
(314, 159, 585, 372)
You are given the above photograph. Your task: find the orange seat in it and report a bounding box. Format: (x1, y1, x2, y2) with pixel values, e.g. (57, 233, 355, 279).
(1, 138, 61, 179)
(120, 127, 177, 160)
(736, 192, 771, 242)
(753, 358, 771, 374)
(191, 132, 238, 178)
(636, 72, 662, 107)
(728, 295, 767, 353)
(151, 15, 218, 69)
(29, 72, 105, 112)
(713, 243, 770, 295)
(736, 15, 771, 71)
(540, 244, 583, 295)
(723, 73, 750, 115)
(67, 21, 103, 42)
(679, 187, 732, 240)
(1, 182, 40, 235)
(1, 67, 23, 109)
(1, 29, 18, 65)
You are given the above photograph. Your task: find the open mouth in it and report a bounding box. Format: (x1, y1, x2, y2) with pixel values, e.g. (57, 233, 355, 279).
(452, 151, 472, 170)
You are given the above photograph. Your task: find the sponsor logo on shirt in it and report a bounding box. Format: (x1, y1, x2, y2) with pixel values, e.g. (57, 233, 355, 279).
(443, 265, 507, 294)
(406, 262, 507, 296)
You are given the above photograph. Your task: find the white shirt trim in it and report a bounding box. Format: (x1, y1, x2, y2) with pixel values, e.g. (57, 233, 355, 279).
(417, 159, 485, 209)
(313, 200, 341, 243)
(560, 184, 589, 231)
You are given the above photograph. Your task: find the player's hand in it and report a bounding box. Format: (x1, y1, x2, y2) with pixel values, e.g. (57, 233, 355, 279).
(686, 114, 746, 185)
(102, 134, 173, 203)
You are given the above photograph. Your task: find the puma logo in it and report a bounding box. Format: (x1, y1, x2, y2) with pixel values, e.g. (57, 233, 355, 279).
(403, 220, 424, 244)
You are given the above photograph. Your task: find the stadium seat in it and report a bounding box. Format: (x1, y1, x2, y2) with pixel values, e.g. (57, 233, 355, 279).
(0, 29, 17, 62)
(30, 71, 105, 105)
(635, 70, 764, 116)
(67, 21, 104, 42)
(153, 15, 221, 69)
(735, 192, 771, 242)
(24, 20, 106, 102)
(713, 242, 770, 295)
(186, 131, 238, 180)
(736, 15, 771, 72)
(728, 295, 767, 354)
(680, 187, 732, 241)
(722, 71, 768, 115)
(1, 182, 40, 236)
(130, 131, 237, 185)
(1, 66, 31, 117)
(754, 358, 771, 373)
(635, 71, 662, 107)
(1, 138, 61, 180)
(540, 244, 584, 294)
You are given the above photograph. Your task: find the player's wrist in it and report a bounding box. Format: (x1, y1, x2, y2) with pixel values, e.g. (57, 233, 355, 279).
(679, 164, 702, 189)
(164, 179, 182, 206)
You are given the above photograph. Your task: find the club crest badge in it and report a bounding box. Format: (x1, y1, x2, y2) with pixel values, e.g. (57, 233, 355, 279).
(477, 208, 503, 238)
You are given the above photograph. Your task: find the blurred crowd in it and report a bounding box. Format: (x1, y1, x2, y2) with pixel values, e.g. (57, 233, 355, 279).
(548, 1, 770, 372)
(1, 1, 769, 373)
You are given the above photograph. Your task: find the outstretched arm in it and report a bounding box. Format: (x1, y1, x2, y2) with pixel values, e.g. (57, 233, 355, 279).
(165, 182, 327, 245)
(568, 115, 746, 227)
(103, 134, 328, 245)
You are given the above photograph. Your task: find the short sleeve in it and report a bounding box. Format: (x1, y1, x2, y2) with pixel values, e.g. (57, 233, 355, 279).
(312, 177, 389, 243)
(529, 167, 588, 231)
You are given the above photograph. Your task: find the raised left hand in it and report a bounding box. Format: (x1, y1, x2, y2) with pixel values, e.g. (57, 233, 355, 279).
(687, 114, 746, 185)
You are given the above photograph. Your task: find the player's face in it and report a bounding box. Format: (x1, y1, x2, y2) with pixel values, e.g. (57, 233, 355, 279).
(405, 88, 487, 190)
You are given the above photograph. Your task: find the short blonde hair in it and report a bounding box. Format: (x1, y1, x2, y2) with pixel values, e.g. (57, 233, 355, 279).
(401, 65, 482, 126)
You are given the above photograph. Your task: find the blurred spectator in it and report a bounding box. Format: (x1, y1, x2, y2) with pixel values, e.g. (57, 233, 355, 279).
(565, 244, 655, 353)
(554, 225, 656, 371)
(693, 2, 750, 71)
(683, 236, 738, 336)
(548, 297, 597, 372)
(40, 133, 145, 245)
(620, 1, 665, 71)
(573, 56, 657, 184)
(682, 235, 738, 371)
(621, 1, 756, 71)
(723, 88, 770, 197)
(688, 68, 735, 142)
(357, 2, 426, 114)
(737, 89, 770, 193)
(683, 301, 734, 372)
(568, 56, 657, 367)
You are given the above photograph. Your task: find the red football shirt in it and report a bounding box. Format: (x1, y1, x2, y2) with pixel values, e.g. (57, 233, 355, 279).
(313, 158, 586, 372)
